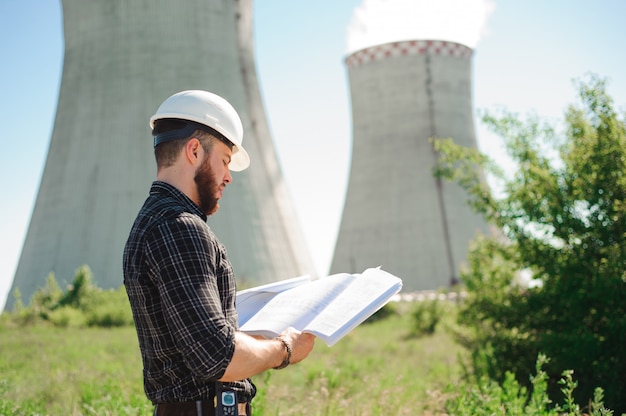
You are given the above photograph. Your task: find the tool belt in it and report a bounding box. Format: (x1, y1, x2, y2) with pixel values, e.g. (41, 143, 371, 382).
(155, 400, 251, 416)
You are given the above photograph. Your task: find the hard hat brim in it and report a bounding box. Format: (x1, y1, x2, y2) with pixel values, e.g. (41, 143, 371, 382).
(229, 146, 250, 172)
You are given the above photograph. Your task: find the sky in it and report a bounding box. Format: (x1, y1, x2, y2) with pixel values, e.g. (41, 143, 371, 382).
(1, 0, 625, 310)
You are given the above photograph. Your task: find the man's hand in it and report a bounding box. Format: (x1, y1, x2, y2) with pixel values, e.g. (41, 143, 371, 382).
(278, 327, 315, 365)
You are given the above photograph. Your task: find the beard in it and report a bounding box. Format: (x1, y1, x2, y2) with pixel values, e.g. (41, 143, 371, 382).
(194, 156, 220, 216)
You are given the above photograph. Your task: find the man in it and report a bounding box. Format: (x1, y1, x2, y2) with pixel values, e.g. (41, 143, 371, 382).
(123, 90, 315, 416)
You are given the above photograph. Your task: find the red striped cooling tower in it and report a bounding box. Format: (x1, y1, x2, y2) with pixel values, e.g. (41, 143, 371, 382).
(331, 40, 489, 291)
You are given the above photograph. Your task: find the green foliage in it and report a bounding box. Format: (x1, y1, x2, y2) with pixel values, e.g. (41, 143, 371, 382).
(0, 309, 467, 415)
(0, 307, 617, 415)
(31, 273, 63, 313)
(445, 354, 614, 415)
(47, 305, 87, 327)
(2, 265, 133, 329)
(85, 286, 134, 327)
(57, 265, 97, 310)
(433, 74, 626, 412)
(409, 291, 463, 338)
(411, 298, 442, 336)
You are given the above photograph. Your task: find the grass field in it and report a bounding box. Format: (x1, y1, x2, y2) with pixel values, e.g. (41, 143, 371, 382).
(0, 304, 465, 415)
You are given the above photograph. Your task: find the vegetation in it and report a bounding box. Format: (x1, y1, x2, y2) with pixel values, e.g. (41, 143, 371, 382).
(1, 275, 618, 414)
(434, 74, 626, 412)
(6, 265, 133, 329)
(445, 353, 614, 416)
(0, 326, 150, 415)
(1, 299, 464, 415)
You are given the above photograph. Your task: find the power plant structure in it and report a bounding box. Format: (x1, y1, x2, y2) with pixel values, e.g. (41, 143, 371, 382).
(7, 0, 315, 308)
(330, 39, 489, 292)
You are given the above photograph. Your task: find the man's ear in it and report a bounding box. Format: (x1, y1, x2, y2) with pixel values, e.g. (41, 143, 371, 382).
(184, 138, 202, 165)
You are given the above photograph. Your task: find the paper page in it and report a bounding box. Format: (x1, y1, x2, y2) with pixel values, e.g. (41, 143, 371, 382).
(236, 275, 310, 326)
(237, 274, 311, 298)
(304, 268, 402, 345)
(239, 273, 355, 340)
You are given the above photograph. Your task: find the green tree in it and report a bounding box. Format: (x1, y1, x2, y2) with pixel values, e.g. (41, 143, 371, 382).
(434, 74, 626, 412)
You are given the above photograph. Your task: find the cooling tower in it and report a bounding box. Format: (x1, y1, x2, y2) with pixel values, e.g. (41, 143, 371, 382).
(330, 40, 488, 291)
(7, 0, 314, 308)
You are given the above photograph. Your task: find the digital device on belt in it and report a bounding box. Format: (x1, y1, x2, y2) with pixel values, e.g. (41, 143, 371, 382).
(215, 382, 238, 416)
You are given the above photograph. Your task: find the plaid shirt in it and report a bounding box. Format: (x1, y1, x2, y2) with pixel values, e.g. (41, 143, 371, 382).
(123, 181, 255, 404)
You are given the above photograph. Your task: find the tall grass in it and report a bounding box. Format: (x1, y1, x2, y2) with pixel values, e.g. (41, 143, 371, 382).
(252, 303, 465, 415)
(0, 305, 462, 415)
(0, 326, 151, 415)
(0, 302, 618, 415)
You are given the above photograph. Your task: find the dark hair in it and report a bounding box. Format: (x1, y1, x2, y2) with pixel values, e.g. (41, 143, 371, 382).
(153, 119, 216, 168)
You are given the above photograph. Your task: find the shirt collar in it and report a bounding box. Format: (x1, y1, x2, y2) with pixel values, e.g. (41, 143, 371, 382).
(150, 181, 207, 221)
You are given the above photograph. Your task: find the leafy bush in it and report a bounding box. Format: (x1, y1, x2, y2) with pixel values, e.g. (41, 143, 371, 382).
(57, 265, 98, 310)
(445, 354, 614, 415)
(411, 299, 441, 336)
(3, 265, 133, 329)
(85, 287, 134, 327)
(434, 74, 626, 412)
(48, 305, 87, 328)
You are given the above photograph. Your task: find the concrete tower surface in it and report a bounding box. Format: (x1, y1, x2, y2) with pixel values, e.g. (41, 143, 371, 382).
(331, 40, 488, 292)
(7, 0, 314, 308)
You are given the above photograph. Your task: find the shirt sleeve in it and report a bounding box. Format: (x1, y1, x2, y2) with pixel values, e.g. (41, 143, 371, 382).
(146, 213, 236, 381)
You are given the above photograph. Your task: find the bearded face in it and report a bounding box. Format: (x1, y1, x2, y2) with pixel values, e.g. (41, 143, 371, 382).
(194, 155, 220, 216)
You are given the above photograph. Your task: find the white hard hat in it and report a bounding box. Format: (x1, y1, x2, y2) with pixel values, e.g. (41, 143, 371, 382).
(150, 90, 250, 171)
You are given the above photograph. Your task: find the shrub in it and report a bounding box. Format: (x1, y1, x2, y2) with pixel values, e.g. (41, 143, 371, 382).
(411, 299, 441, 336)
(445, 354, 615, 415)
(85, 287, 134, 327)
(3, 265, 134, 329)
(434, 74, 626, 412)
(48, 305, 87, 328)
